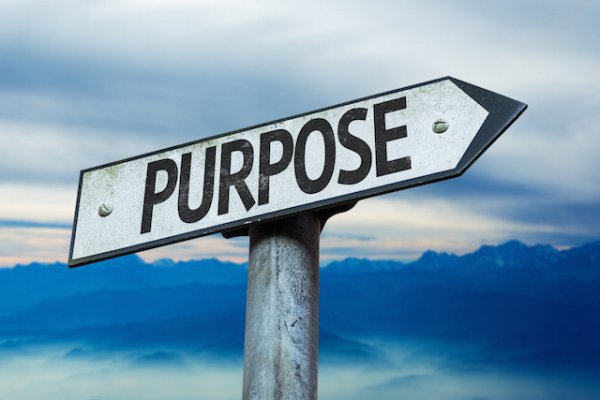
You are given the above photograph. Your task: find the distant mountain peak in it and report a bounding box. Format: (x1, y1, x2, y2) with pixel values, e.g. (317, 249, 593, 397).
(498, 239, 527, 249)
(412, 250, 455, 268)
(325, 257, 405, 273)
(4, 239, 598, 277)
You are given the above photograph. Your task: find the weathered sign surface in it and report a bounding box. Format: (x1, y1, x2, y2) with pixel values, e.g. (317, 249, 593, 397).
(69, 77, 526, 266)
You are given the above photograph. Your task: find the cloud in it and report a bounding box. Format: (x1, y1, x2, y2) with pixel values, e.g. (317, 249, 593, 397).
(0, 119, 168, 184)
(0, 183, 74, 222)
(3, 340, 598, 400)
(0, 183, 74, 267)
(0, 227, 70, 266)
(320, 195, 564, 261)
(3, 1, 597, 118)
(2, 0, 598, 190)
(0, 219, 70, 229)
(0, 347, 243, 400)
(479, 102, 600, 203)
(0, 0, 598, 264)
(138, 235, 249, 264)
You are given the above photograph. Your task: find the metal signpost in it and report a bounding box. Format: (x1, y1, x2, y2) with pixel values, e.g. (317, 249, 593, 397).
(69, 77, 526, 399)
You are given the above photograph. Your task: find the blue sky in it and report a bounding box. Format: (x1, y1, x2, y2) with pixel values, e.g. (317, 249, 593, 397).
(0, 0, 599, 266)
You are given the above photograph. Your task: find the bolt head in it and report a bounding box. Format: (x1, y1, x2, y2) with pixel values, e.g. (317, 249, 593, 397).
(98, 203, 113, 217)
(432, 119, 449, 134)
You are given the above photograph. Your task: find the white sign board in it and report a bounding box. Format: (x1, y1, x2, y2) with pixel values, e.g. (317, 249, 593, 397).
(69, 77, 526, 266)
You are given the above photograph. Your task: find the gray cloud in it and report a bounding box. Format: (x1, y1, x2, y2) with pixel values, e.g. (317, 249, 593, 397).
(0, 0, 598, 261)
(0, 219, 71, 229)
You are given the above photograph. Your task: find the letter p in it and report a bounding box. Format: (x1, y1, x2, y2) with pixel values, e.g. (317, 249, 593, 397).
(141, 158, 178, 234)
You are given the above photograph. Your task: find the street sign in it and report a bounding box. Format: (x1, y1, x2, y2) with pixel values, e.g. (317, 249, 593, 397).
(69, 77, 526, 267)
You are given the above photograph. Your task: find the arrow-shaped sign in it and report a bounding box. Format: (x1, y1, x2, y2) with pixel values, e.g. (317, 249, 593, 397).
(69, 77, 526, 267)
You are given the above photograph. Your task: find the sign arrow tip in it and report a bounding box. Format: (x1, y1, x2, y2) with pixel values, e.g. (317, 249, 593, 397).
(449, 77, 527, 172)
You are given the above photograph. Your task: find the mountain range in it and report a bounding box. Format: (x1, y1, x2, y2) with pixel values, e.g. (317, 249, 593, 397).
(1, 240, 599, 371)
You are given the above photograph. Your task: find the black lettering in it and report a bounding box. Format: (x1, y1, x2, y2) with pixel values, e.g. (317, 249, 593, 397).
(178, 147, 216, 223)
(141, 158, 178, 234)
(258, 129, 293, 205)
(337, 107, 371, 185)
(218, 139, 256, 215)
(294, 118, 336, 194)
(373, 97, 411, 176)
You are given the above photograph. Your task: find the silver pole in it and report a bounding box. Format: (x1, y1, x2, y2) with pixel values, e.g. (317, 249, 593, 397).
(243, 213, 320, 400)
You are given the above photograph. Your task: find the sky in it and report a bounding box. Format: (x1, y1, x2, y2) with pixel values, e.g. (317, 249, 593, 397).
(0, 0, 599, 267)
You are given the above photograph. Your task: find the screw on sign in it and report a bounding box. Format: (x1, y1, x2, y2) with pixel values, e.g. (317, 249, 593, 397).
(68, 77, 526, 400)
(432, 118, 449, 133)
(98, 202, 113, 217)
